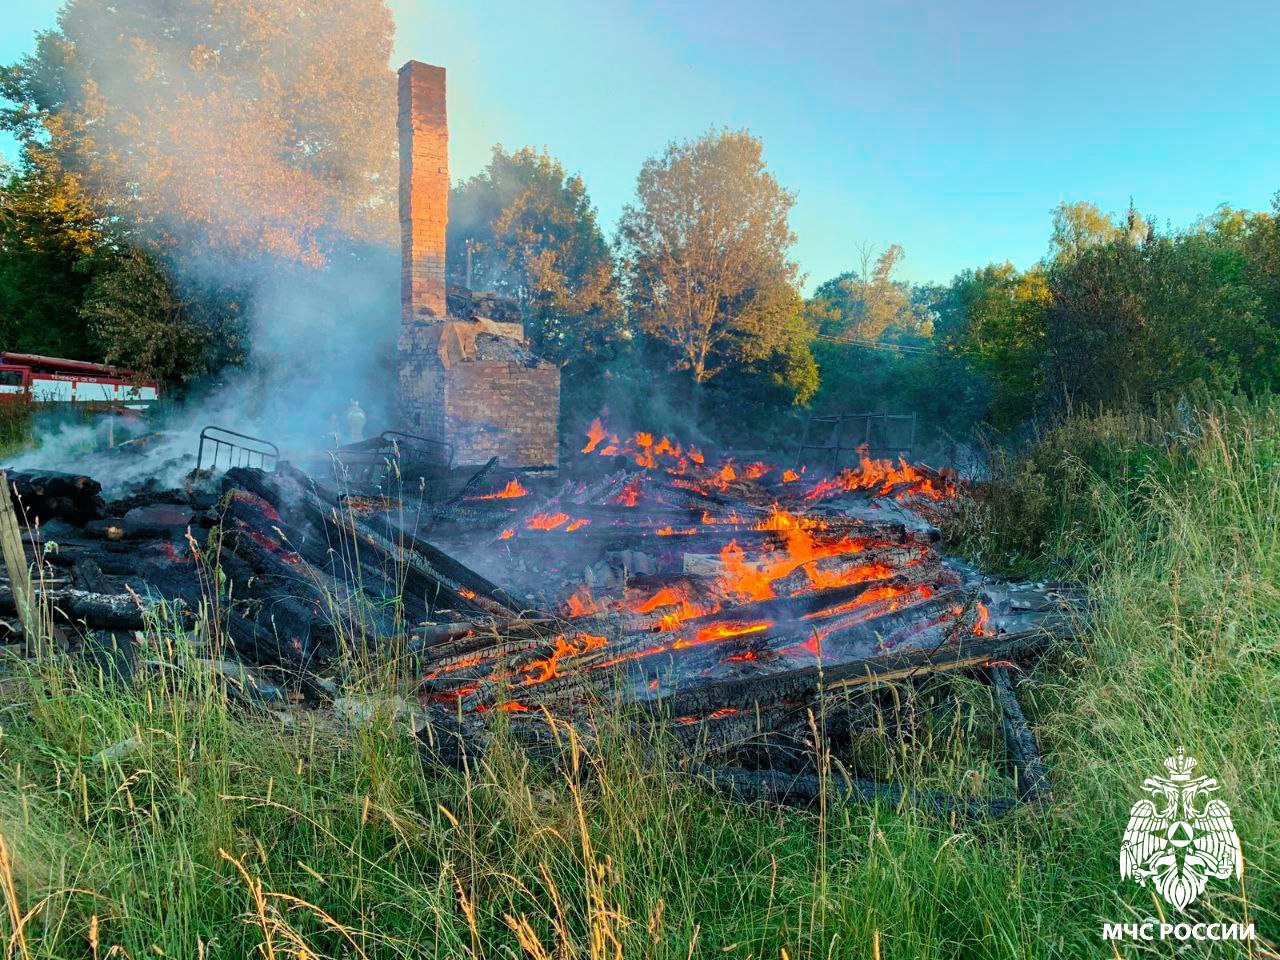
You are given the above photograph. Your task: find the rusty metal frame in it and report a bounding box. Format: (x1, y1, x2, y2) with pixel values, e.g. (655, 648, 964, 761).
(196, 426, 280, 473)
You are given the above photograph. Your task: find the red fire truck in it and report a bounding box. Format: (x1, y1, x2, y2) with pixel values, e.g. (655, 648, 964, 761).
(0, 353, 160, 408)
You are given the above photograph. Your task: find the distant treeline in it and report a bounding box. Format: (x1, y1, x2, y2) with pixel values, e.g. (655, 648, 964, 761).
(2, 0, 1277, 448)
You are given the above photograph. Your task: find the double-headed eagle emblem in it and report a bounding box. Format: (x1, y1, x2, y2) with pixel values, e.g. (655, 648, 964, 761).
(1120, 747, 1243, 910)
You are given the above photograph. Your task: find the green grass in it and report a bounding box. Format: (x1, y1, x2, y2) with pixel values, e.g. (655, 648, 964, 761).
(1, 401, 1277, 958)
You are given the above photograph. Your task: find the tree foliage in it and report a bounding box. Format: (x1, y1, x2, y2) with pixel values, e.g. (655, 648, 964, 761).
(617, 130, 806, 392)
(933, 263, 1050, 427)
(0, 158, 100, 358)
(80, 246, 245, 385)
(0, 0, 397, 265)
(447, 146, 620, 365)
(810, 243, 931, 341)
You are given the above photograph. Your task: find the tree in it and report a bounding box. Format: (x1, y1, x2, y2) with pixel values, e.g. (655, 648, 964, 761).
(931, 263, 1050, 427)
(79, 245, 247, 386)
(1042, 231, 1274, 409)
(0, 158, 101, 357)
(617, 129, 806, 413)
(0, 0, 397, 266)
(1049, 201, 1121, 263)
(447, 146, 620, 365)
(810, 243, 930, 341)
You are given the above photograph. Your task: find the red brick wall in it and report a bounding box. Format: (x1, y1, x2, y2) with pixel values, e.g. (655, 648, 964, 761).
(398, 61, 448, 322)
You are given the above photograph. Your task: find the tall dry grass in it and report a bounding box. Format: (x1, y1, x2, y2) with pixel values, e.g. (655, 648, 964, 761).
(0, 400, 1275, 957)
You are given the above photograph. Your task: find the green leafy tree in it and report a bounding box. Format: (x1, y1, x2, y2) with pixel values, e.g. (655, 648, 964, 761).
(1042, 229, 1274, 409)
(810, 243, 931, 341)
(447, 146, 621, 364)
(0, 157, 100, 357)
(0, 0, 397, 264)
(617, 129, 810, 417)
(931, 263, 1050, 427)
(80, 246, 245, 386)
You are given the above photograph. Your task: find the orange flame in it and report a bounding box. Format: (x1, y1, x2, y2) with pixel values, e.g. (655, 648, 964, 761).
(582, 418, 607, 453)
(674, 619, 773, 650)
(972, 601, 991, 635)
(565, 585, 601, 617)
(521, 632, 607, 685)
(526, 512, 571, 530)
(466, 478, 529, 500)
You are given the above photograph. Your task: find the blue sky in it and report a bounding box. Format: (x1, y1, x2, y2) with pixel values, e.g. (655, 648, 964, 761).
(4, 0, 1279, 289)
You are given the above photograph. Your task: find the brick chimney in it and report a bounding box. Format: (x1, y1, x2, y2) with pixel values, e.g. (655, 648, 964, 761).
(396, 59, 561, 470)
(398, 61, 448, 322)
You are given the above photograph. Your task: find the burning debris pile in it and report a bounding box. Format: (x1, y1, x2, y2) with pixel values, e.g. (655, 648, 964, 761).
(414, 420, 1080, 808)
(0, 419, 1082, 814)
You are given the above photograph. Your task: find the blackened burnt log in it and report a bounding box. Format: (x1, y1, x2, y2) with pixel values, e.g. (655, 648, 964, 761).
(989, 665, 1050, 802)
(7, 471, 106, 525)
(0, 586, 167, 630)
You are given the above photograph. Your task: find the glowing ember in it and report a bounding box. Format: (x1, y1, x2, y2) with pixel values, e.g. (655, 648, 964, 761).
(674, 619, 773, 650)
(521, 632, 607, 685)
(565, 518, 591, 532)
(498, 528, 515, 540)
(526, 512, 570, 530)
(801, 583, 933, 620)
(466, 478, 529, 501)
(612, 478, 643, 507)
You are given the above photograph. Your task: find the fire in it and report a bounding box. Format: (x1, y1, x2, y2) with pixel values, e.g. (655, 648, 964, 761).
(632, 586, 685, 614)
(781, 468, 801, 483)
(755, 506, 822, 532)
(802, 450, 955, 503)
(804, 560, 896, 592)
(612, 478, 643, 507)
(972, 601, 991, 635)
(526, 512, 570, 530)
(582, 417, 607, 453)
(801, 583, 933, 620)
(565, 518, 591, 532)
(521, 632, 607, 685)
(498, 528, 514, 540)
(715, 523, 879, 603)
(656, 526, 697, 536)
(564, 585, 601, 617)
(675, 619, 772, 649)
(466, 478, 529, 501)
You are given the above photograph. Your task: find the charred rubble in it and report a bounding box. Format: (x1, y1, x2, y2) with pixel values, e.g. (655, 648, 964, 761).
(0, 422, 1083, 816)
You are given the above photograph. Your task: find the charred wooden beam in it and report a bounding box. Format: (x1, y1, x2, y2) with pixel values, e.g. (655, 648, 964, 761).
(6, 471, 106, 525)
(989, 665, 1050, 802)
(0, 586, 174, 630)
